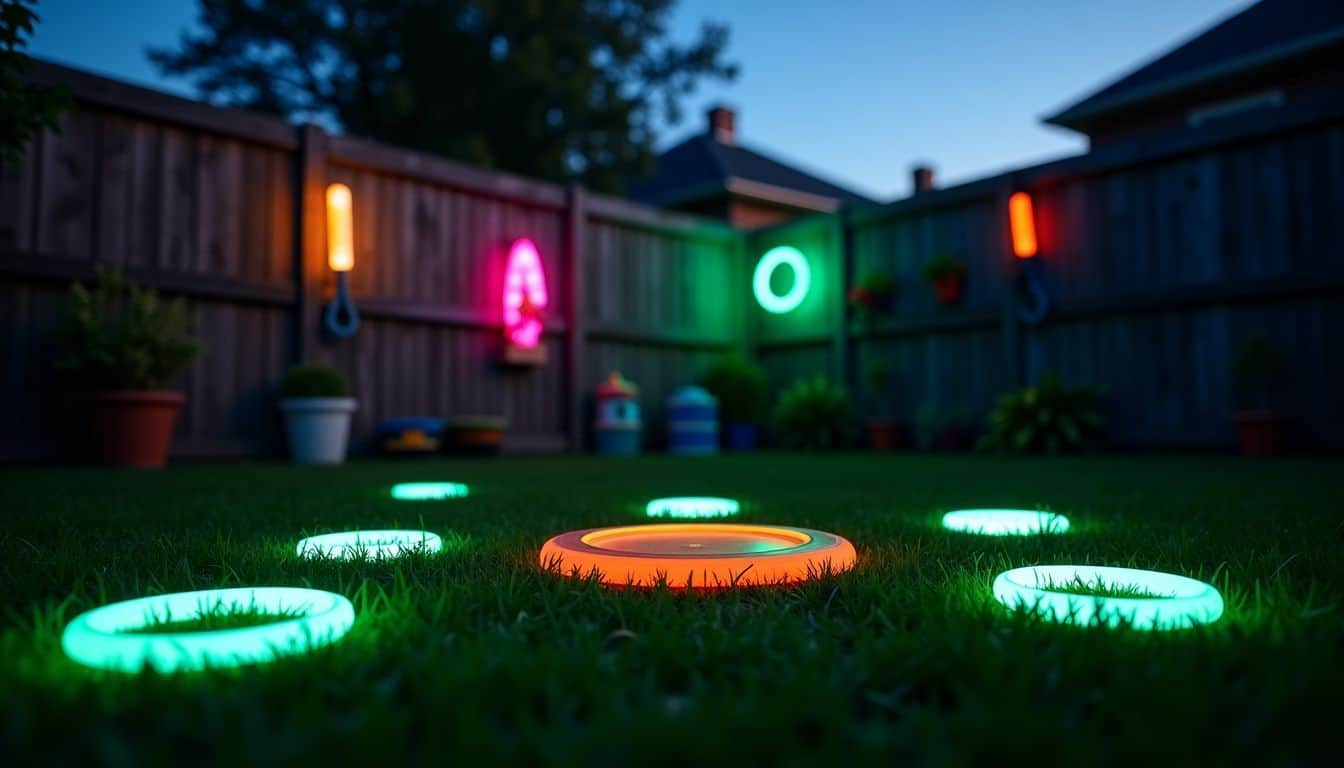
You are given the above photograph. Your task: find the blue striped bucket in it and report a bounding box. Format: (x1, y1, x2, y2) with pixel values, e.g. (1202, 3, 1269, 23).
(667, 386, 718, 455)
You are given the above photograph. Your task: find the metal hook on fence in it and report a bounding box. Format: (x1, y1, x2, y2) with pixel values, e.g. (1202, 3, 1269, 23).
(324, 272, 360, 339)
(1016, 258, 1050, 326)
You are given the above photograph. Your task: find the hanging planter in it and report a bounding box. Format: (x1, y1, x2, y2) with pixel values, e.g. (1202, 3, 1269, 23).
(847, 268, 896, 324)
(923, 254, 966, 307)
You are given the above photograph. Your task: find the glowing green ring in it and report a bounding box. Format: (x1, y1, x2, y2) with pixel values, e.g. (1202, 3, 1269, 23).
(993, 565, 1224, 630)
(390, 482, 469, 501)
(645, 497, 741, 520)
(61, 587, 355, 673)
(942, 509, 1070, 535)
(753, 246, 811, 314)
(297, 529, 443, 559)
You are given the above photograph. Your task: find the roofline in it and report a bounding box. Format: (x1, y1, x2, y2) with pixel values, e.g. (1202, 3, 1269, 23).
(637, 176, 846, 213)
(1044, 23, 1344, 131)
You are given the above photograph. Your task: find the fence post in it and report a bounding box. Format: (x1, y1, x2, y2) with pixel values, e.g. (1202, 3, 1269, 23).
(565, 183, 587, 452)
(293, 123, 328, 365)
(832, 211, 851, 392)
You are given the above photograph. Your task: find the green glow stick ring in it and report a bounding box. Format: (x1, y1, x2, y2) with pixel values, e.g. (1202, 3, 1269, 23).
(993, 565, 1224, 630)
(942, 509, 1070, 535)
(61, 587, 355, 673)
(297, 529, 443, 559)
(390, 482, 469, 501)
(645, 497, 741, 520)
(753, 246, 811, 314)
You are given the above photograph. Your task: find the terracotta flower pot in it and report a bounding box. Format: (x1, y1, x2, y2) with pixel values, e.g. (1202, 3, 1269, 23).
(90, 390, 185, 468)
(1233, 411, 1290, 456)
(934, 276, 963, 305)
(866, 420, 905, 451)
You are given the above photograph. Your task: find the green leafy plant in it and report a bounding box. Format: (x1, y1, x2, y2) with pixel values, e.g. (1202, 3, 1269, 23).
(773, 376, 855, 450)
(1231, 333, 1284, 409)
(700, 353, 766, 425)
(1, 0, 69, 168)
(281, 364, 350, 399)
(978, 374, 1103, 454)
(57, 266, 203, 391)
(922, 253, 966, 283)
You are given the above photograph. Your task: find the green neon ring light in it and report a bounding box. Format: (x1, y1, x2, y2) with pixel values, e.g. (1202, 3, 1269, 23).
(297, 529, 443, 559)
(61, 587, 355, 673)
(942, 509, 1070, 535)
(992, 565, 1224, 630)
(753, 246, 811, 314)
(390, 482, 469, 501)
(645, 497, 741, 520)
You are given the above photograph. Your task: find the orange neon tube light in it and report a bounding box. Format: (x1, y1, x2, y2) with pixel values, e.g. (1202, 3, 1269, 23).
(539, 523, 857, 589)
(1009, 191, 1038, 259)
(326, 183, 355, 272)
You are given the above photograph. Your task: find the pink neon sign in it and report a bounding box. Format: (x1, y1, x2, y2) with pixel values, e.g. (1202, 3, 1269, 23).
(503, 238, 548, 349)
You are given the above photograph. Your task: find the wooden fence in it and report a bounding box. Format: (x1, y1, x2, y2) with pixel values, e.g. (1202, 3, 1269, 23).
(2, 60, 1341, 460)
(747, 86, 1344, 449)
(0, 61, 742, 460)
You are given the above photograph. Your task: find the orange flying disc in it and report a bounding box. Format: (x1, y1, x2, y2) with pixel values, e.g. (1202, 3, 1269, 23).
(538, 523, 857, 588)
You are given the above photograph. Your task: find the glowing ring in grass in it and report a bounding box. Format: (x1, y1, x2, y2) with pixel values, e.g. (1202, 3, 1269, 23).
(61, 587, 355, 673)
(297, 529, 443, 559)
(390, 482, 468, 501)
(992, 565, 1224, 630)
(645, 497, 740, 520)
(540, 523, 856, 589)
(942, 509, 1070, 535)
(753, 246, 811, 314)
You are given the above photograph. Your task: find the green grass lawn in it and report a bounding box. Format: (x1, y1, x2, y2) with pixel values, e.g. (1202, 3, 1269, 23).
(1, 454, 1341, 764)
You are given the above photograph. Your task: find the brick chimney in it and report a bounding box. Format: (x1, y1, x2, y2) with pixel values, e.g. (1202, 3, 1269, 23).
(708, 105, 736, 144)
(912, 165, 936, 193)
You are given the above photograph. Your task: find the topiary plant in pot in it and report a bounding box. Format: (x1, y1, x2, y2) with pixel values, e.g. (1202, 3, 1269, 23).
(1231, 333, 1289, 456)
(699, 353, 766, 451)
(57, 267, 203, 468)
(280, 364, 356, 465)
(977, 374, 1103, 455)
(773, 376, 855, 450)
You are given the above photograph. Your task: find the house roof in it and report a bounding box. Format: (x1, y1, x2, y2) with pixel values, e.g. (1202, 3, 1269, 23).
(1045, 0, 1344, 132)
(628, 132, 877, 211)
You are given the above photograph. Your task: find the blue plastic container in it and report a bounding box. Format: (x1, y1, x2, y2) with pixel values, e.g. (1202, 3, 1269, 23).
(667, 386, 718, 455)
(376, 417, 445, 455)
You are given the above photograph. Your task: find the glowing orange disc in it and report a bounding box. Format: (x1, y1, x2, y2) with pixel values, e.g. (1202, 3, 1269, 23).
(538, 523, 857, 588)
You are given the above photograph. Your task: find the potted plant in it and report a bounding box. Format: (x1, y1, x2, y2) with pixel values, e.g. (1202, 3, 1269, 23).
(863, 359, 905, 451)
(923, 253, 966, 306)
(57, 267, 203, 468)
(700, 353, 766, 451)
(280, 364, 356, 465)
(847, 268, 896, 324)
(916, 401, 982, 452)
(1231, 334, 1289, 456)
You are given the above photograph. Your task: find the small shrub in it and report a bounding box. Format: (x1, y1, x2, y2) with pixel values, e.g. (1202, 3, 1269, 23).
(978, 374, 1102, 454)
(57, 266, 203, 390)
(773, 376, 854, 450)
(281, 364, 350, 398)
(699, 353, 767, 425)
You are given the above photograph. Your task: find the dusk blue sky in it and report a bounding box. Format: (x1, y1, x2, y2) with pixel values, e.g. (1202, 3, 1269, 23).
(30, 0, 1249, 199)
